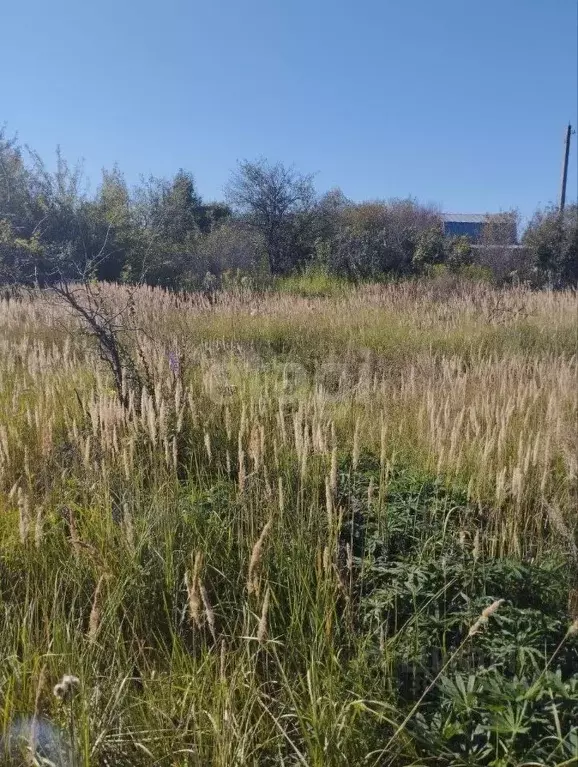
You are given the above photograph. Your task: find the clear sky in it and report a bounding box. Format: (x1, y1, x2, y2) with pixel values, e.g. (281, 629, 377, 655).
(2, 0, 577, 220)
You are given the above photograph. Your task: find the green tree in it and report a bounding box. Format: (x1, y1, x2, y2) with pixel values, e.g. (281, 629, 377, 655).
(0, 219, 44, 284)
(225, 159, 317, 274)
(89, 166, 135, 281)
(130, 170, 205, 286)
(523, 204, 578, 286)
(0, 127, 37, 238)
(160, 169, 202, 243)
(0, 134, 89, 283)
(196, 201, 232, 234)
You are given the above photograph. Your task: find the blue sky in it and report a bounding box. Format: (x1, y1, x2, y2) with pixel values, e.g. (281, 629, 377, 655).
(2, 0, 576, 220)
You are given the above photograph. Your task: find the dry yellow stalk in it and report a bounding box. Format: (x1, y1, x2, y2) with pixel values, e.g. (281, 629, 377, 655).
(185, 552, 203, 629)
(238, 449, 246, 493)
(220, 639, 227, 679)
(257, 586, 271, 644)
(247, 519, 272, 596)
(325, 476, 334, 531)
(468, 599, 505, 637)
(200, 582, 217, 643)
(34, 505, 44, 549)
(248, 424, 260, 470)
(278, 476, 284, 515)
(17, 487, 30, 544)
(88, 574, 107, 642)
(330, 446, 338, 493)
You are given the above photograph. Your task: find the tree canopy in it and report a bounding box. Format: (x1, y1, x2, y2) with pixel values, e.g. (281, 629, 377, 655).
(1, 127, 574, 289)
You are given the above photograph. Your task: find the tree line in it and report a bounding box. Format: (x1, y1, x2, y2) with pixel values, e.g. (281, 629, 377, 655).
(1, 127, 576, 289)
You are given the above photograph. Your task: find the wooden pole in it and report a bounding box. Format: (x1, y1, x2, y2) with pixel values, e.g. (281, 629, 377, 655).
(559, 124, 573, 212)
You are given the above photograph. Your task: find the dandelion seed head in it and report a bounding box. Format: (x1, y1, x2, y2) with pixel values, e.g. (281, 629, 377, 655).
(53, 675, 80, 702)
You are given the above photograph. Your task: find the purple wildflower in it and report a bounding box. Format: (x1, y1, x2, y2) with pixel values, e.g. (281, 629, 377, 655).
(168, 350, 180, 376)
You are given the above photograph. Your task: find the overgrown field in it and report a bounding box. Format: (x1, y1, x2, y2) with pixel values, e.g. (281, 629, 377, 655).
(0, 281, 577, 766)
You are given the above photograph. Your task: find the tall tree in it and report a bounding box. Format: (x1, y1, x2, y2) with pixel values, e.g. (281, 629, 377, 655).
(130, 170, 204, 286)
(161, 169, 203, 243)
(91, 166, 133, 281)
(226, 159, 317, 273)
(0, 127, 35, 236)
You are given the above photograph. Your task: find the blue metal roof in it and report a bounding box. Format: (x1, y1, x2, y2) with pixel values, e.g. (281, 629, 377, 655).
(442, 213, 488, 223)
(442, 213, 514, 223)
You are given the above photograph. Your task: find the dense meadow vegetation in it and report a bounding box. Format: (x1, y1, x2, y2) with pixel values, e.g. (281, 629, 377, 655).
(0, 278, 576, 765)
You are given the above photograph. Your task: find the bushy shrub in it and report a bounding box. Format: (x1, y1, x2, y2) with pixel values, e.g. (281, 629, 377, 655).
(325, 199, 443, 279)
(522, 204, 578, 286)
(189, 222, 267, 284)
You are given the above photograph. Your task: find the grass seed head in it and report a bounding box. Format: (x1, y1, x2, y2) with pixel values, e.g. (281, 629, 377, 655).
(200, 582, 217, 643)
(257, 586, 271, 644)
(185, 552, 203, 629)
(88, 574, 107, 641)
(469, 599, 505, 637)
(247, 519, 272, 596)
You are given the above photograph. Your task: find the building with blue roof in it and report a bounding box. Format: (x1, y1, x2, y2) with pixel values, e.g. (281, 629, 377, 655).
(442, 213, 517, 244)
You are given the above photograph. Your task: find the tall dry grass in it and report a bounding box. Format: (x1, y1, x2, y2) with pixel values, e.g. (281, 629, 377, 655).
(0, 281, 576, 764)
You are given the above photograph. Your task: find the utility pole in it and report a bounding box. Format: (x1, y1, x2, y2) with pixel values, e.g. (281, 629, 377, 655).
(559, 123, 573, 212)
